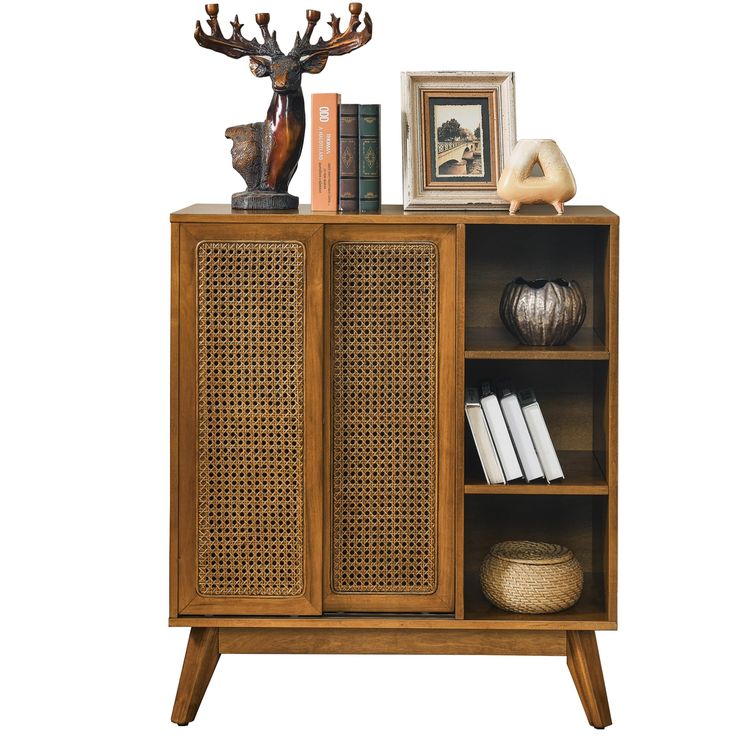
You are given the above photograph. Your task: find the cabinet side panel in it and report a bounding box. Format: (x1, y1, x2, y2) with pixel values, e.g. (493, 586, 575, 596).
(607, 220, 619, 622)
(455, 224, 466, 619)
(331, 241, 439, 595)
(171, 223, 181, 619)
(196, 241, 306, 597)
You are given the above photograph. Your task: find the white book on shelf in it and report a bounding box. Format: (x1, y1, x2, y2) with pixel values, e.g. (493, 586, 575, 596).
(498, 386, 544, 482)
(464, 387, 506, 485)
(479, 386, 523, 482)
(518, 388, 565, 482)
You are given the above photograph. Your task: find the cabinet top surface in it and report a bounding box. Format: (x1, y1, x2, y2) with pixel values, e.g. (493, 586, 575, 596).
(171, 204, 618, 225)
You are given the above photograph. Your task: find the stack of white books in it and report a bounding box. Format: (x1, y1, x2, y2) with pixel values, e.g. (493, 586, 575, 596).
(465, 383, 564, 484)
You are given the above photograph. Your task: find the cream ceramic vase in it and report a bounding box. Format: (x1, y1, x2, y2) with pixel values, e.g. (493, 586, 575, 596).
(498, 139, 576, 215)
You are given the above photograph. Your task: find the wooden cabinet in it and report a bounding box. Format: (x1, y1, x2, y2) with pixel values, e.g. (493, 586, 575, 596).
(170, 205, 618, 730)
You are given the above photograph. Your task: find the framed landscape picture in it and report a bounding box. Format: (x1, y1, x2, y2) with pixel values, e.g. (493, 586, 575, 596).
(402, 72, 516, 209)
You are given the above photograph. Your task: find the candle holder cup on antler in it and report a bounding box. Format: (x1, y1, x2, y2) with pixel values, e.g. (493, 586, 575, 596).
(195, 4, 372, 210)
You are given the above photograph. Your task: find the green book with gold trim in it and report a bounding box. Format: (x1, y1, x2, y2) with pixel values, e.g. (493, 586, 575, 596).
(358, 104, 380, 213)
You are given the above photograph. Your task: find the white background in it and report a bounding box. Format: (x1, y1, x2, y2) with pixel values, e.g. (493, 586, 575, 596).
(1, 1, 734, 734)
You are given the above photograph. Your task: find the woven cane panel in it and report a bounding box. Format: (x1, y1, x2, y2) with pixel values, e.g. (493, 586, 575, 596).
(331, 241, 438, 594)
(197, 241, 305, 597)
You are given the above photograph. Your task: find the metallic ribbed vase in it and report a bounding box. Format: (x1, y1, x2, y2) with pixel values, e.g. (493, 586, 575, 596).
(499, 278, 586, 346)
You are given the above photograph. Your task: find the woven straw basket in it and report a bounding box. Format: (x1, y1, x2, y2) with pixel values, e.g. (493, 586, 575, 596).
(480, 540, 583, 614)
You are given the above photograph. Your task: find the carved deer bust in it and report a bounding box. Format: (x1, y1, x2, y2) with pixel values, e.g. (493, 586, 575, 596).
(195, 4, 372, 209)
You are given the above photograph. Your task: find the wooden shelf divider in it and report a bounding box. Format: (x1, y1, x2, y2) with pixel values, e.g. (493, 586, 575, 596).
(465, 451, 608, 495)
(465, 327, 609, 360)
(465, 484, 608, 496)
(463, 573, 611, 628)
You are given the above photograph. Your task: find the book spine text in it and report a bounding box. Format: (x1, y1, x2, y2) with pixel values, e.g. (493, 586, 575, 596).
(311, 93, 340, 211)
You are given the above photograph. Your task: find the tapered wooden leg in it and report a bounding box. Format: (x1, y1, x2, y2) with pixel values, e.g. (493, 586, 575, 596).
(567, 631, 612, 729)
(171, 628, 220, 726)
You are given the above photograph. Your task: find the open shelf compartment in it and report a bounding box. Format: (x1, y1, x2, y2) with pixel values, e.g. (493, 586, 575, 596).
(463, 495, 610, 625)
(464, 359, 610, 493)
(464, 223, 612, 356)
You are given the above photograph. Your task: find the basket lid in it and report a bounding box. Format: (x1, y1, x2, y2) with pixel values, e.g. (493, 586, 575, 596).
(490, 540, 574, 565)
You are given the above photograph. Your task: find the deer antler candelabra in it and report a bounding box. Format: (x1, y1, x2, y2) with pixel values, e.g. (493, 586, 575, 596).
(195, 3, 372, 209)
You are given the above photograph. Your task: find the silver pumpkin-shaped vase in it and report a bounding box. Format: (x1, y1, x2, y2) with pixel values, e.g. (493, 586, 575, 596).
(500, 278, 586, 346)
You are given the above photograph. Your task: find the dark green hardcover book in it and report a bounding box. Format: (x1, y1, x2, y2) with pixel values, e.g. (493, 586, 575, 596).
(338, 104, 359, 213)
(358, 104, 380, 213)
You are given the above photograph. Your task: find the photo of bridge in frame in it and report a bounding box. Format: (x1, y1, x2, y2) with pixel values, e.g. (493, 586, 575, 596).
(435, 104, 485, 177)
(422, 89, 499, 189)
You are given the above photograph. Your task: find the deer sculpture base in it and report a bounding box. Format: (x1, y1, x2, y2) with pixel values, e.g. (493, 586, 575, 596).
(231, 190, 299, 210)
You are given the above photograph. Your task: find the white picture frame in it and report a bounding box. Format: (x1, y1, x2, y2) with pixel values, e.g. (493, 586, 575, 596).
(401, 71, 517, 210)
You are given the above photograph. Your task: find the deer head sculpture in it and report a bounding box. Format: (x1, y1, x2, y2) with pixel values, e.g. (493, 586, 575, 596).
(195, 4, 372, 209)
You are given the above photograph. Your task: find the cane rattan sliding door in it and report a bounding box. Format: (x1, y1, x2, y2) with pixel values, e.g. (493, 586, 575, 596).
(173, 223, 323, 616)
(324, 225, 456, 612)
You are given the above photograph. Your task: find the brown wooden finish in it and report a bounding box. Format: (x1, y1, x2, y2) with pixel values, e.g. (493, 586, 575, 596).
(463, 495, 609, 627)
(170, 224, 181, 620)
(455, 223, 466, 619)
(464, 572, 610, 628)
(605, 221, 619, 623)
(171, 627, 220, 726)
(323, 224, 456, 613)
(464, 225, 609, 340)
(175, 223, 324, 616)
(567, 631, 612, 729)
(465, 326, 608, 360)
(464, 450, 608, 495)
(465, 487, 607, 497)
(464, 494, 606, 578)
(219, 627, 565, 655)
(171, 615, 615, 631)
(464, 361, 606, 456)
(169, 205, 618, 729)
(171, 204, 618, 224)
(588, 219, 617, 621)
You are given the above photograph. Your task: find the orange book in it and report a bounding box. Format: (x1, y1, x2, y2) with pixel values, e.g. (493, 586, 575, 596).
(311, 93, 340, 211)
